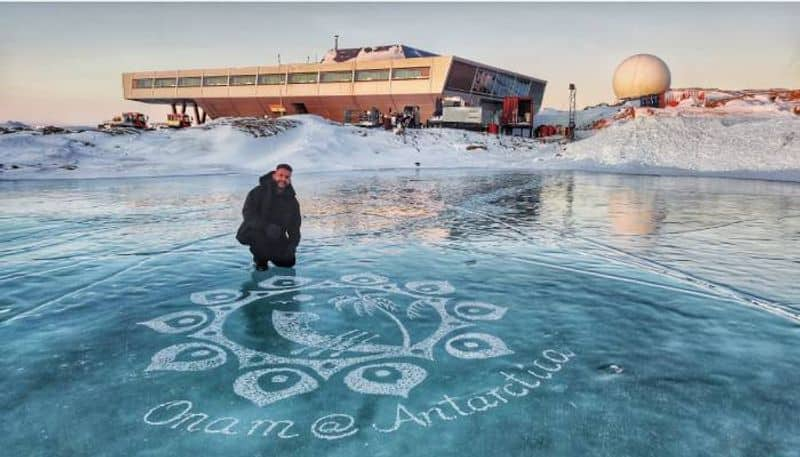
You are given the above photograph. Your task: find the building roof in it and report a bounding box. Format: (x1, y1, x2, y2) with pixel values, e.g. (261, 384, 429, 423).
(321, 44, 438, 64)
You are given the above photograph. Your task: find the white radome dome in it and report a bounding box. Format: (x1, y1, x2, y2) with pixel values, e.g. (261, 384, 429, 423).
(612, 54, 671, 99)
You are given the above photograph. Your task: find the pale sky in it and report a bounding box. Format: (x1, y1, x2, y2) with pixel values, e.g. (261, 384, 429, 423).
(1, 2, 798, 125)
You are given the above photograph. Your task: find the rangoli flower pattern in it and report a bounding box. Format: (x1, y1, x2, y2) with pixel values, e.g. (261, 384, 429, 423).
(139, 273, 512, 407)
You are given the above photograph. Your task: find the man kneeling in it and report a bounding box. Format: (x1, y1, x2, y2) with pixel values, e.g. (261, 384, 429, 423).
(236, 164, 301, 270)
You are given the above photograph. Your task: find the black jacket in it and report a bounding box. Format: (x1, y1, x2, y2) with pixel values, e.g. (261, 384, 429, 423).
(236, 171, 301, 250)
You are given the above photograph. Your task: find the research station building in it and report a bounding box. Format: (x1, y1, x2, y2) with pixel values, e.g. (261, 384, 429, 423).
(122, 44, 547, 124)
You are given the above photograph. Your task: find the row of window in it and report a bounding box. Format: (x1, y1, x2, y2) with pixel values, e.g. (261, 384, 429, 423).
(133, 67, 430, 89)
(445, 60, 534, 98)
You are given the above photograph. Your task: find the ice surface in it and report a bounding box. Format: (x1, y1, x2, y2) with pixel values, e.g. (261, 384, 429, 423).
(1, 170, 799, 456)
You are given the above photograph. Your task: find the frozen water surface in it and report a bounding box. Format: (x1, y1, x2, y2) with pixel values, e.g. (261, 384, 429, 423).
(1, 170, 799, 456)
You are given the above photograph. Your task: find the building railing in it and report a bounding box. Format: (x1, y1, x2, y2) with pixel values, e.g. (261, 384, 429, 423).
(132, 66, 432, 89)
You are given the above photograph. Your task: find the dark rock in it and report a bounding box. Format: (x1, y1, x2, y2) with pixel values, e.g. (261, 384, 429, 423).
(597, 363, 624, 374)
(466, 144, 487, 151)
(41, 126, 66, 135)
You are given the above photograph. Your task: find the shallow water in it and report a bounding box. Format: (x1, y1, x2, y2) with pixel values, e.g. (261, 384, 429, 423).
(2, 170, 799, 456)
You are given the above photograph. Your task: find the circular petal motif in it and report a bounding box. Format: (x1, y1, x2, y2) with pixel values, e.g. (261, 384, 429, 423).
(146, 342, 227, 372)
(340, 273, 390, 286)
(453, 301, 508, 321)
(138, 310, 209, 334)
(405, 280, 455, 295)
(258, 275, 313, 290)
(233, 368, 319, 407)
(344, 363, 427, 398)
(445, 333, 513, 359)
(190, 289, 241, 306)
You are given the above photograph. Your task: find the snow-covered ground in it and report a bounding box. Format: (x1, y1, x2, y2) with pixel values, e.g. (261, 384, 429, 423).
(2, 93, 799, 182)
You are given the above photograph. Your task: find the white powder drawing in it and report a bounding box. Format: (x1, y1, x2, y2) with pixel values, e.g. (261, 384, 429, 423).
(139, 274, 512, 407)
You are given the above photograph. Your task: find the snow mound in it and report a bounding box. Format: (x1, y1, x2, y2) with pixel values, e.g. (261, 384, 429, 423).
(562, 115, 800, 180)
(0, 121, 33, 134)
(1, 107, 799, 182)
(0, 115, 556, 179)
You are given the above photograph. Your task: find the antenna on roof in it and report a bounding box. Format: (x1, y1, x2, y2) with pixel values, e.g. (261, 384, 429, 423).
(277, 53, 281, 65)
(334, 34, 340, 51)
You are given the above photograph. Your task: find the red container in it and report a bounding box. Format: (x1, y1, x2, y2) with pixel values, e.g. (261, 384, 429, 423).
(487, 123, 499, 134)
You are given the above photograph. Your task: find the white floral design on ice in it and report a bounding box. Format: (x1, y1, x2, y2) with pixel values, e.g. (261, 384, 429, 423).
(138, 310, 208, 334)
(341, 273, 390, 286)
(453, 301, 508, 321)
(405, 280, 455, 295)
(140, 273, 511, 407)
(233, 368, 319, 407)
(145, 342, 227, 372)
(344, 363, 427, 398)
(190, 289, 241, 306)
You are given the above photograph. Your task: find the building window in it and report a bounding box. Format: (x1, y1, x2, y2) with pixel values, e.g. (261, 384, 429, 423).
(514, 79, 532, 96)
(392, 67, 430, 80)
(445, 61, 476, 92)
(320, 71, 353, 83)
(355, 69, 389, 81)
(471, 68, 496, 94)
(491, 72, 515, 97)
(258, 73, 285, 85)
(288, 72, 318, 84)
(203, 75, 229, 86)
(230, 75, 256, 86)
(154, 77, 177, 88)
(132, 78, 154, 89)
(177, 77, 201, 87)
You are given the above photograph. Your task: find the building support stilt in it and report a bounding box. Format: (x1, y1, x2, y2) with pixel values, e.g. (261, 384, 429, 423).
(193, 101, 201, 125)
(171, 103, 177, 114)
(180, 101, 187, 114)
(200, 111, 207, 124)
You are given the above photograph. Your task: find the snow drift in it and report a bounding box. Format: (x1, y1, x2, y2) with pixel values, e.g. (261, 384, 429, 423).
(2, 98, 799, 182)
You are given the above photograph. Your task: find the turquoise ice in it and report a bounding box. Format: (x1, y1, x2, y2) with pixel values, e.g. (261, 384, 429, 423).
(2, 170, 799, 456)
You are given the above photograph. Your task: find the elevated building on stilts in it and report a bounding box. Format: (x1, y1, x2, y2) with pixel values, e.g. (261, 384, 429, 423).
(122, 44, 546, 126)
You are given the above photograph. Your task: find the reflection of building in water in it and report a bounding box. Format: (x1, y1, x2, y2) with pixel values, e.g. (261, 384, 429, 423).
(536, 174, 575, 228)
(412, 227, 450, 244)
(300, 173, 554, 243)
(608, 190, 661, 236)
(300, 179, 447, 239)
(535, 174, 667, 237)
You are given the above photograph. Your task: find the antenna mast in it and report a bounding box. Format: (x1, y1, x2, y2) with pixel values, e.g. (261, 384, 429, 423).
(568, 83, 577, 141)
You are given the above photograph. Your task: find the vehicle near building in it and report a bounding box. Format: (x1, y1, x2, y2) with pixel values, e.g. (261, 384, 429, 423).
(166, 113, 192, 128)
(98, 112, 149, 130)
(428, 97, 483, 130)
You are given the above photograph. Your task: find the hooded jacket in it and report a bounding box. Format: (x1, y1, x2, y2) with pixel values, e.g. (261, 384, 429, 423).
(236, 171, 301, 250)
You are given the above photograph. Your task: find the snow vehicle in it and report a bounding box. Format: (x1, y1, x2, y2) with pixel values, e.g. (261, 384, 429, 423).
(428, 97, 483, 130)
(402, 105, 421, 128)
(357, 107, 381, 128)
(99, 112, 149, 130)
(166, 113, 192, 129)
